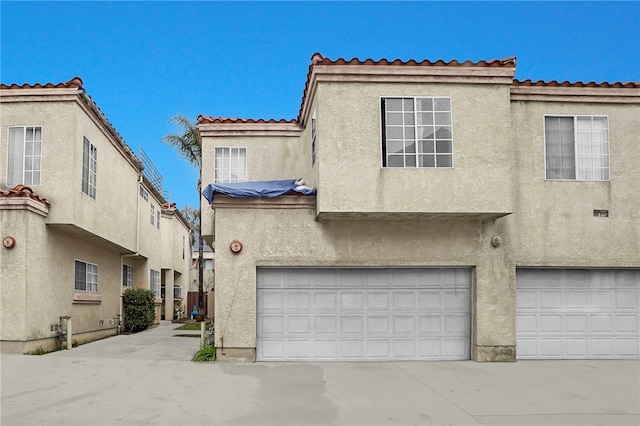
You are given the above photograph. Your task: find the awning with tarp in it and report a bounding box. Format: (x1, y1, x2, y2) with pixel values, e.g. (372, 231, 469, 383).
(201, 179, 316, 204)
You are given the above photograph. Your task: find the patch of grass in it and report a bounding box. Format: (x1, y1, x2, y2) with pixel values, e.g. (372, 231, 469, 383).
(27, 347, 49, 355)
(192, 344, 216, 362)
(174, 334, 201, 338)
(175, 323, 212, 331)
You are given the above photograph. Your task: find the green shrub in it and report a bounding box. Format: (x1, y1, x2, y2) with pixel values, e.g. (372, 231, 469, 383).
(27, 347, 48, 355)
(123, 288, 156, 333)
(192, 344, 216, 362)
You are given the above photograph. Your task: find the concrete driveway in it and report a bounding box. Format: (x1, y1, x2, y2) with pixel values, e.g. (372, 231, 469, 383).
(1, 321, 638, 426)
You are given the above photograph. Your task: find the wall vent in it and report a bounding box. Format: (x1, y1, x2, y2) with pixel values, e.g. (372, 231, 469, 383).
(593, 209, 609, 217)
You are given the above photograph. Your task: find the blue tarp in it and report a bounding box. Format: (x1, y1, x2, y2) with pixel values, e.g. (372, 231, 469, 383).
(201, 179, 316, 204)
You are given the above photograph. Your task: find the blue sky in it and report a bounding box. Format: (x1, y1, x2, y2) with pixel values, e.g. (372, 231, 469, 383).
(2, 1, 638, 209)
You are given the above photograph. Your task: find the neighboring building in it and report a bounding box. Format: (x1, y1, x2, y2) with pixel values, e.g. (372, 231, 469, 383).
(188, 233, 215, 318)
(198, 53, 640, 362)
(0, 77, 191, 353)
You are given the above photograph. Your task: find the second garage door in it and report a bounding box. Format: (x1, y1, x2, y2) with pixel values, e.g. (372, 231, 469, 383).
(516, 269, 640, 359)
(257, 267, 471, 361)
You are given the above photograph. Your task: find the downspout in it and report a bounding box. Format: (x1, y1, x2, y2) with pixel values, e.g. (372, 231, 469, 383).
(119, 172, 143, 333)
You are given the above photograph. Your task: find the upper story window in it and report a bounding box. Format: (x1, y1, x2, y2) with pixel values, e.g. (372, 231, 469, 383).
(311, 110, 317, 165)
(214, 147, 246, 183)
(544, 116, 609, 181)
(122, 264, 133, 287)
(150, 269, 160, 298)
(75, 260, 98, 292)
(139, 186, 148, 201)
(7, 126, 42, 187)
(381, 97, 453, 168)
(150, 203, 155, 225)
(82, 137, 97, 199)
(157, 211, 161, 230)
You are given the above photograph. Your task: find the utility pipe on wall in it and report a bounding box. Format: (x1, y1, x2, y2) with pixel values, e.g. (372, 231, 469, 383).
(66, 319, 72, 350)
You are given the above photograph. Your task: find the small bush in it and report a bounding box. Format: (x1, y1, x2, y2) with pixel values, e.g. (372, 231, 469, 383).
(123, 288, 156, 333)
(192, 345, 216, 362)
(27, 347, 48, 355)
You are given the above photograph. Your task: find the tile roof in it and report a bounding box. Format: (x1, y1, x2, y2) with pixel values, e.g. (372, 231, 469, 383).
(1, 77, 142, 171)
(0, 76, 84, 90)
(0, 185, 50, 206)
(514, 79, 640, 88)
(308, 52, 517, 68)
(197, 116, 296, 125)
(198, 53, 640, 127)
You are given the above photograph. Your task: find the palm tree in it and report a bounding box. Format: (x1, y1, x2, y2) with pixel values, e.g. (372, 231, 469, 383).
(162, 115, 205, 318)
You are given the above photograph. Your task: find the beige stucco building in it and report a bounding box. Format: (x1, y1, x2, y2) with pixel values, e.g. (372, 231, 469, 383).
(198, 54, 639, 362)
(0, 78, 191, 353)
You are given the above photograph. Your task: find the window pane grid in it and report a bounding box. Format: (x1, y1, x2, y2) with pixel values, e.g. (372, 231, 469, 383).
(7, 126, 42, 186)
(215, 147, 247, 183)
(82, 137, 97, 198)
(383, 97, 452, 168)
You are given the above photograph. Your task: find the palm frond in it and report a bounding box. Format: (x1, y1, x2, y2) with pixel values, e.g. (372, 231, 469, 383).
(162, 115, 201, 168)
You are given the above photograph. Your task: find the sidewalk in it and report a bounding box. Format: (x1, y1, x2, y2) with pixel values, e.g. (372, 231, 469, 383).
(1, 321, 638, 426)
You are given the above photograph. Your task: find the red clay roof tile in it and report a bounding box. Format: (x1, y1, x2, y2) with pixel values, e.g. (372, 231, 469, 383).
(0, 185, 50, 206)
(514, 79, 640, 88)
(197, 115, 297, 125)
(0, 76, 84, 90)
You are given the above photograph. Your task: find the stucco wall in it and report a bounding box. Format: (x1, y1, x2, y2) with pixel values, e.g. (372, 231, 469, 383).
(212, 206, 514, 356)
(0, 100, 140, 251)
(1, 209, 122, 348)
(314, 82, 514, 216)
(509, 101, 640, 266)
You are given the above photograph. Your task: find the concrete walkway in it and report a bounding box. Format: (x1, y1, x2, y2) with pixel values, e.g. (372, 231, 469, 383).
(1, 321, 638, 426)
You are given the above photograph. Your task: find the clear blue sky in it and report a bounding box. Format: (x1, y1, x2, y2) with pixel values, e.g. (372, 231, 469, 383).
(2, 1, 638, 209)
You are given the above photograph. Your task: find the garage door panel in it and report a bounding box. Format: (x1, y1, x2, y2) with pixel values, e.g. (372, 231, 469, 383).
(260, 316, 284, 334)
(418, 291, 442, 309)
(341, 316, 364, 334)
(516, 269, 640, 360)
(445, 290, 470, 309)
(314, 316, 337, 333)
(340, 292, 364, 310)
(445, 314, 470, 334)
(367, 292, 390, 310)
(314, 292, 337, 310)
(616, 339, 639, 357)
(257, 268, 471, 361)
(393, 292, 416, 310)
(616, 316, 638, 333)
(419, 315, 441, 333)
(616, 292, 638, 309)
(367, 316, 390, 333)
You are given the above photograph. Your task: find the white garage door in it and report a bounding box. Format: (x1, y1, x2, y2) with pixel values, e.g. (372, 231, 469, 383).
(517, 269, 640, 359)
(257, 268, 471, 361)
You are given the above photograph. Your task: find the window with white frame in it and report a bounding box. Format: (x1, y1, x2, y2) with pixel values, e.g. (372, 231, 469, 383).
(150, 269, 160, 298)
(544, 116, 609, 181)
(150, 204, 155, 225)
(157, 211, 160, 230)
(139, 186, 148, 201)
(173, 284, 183, 299)
(75, 260, 98, 292)
(122, 264, 133, 287)
(311, 109, 317, 165)
(214, 147, 247, 183)
(7, 126, 42, 187)
(82, 137, 97, 198)
(182, 236, 185, 260)
(381, 97, 453, 168)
